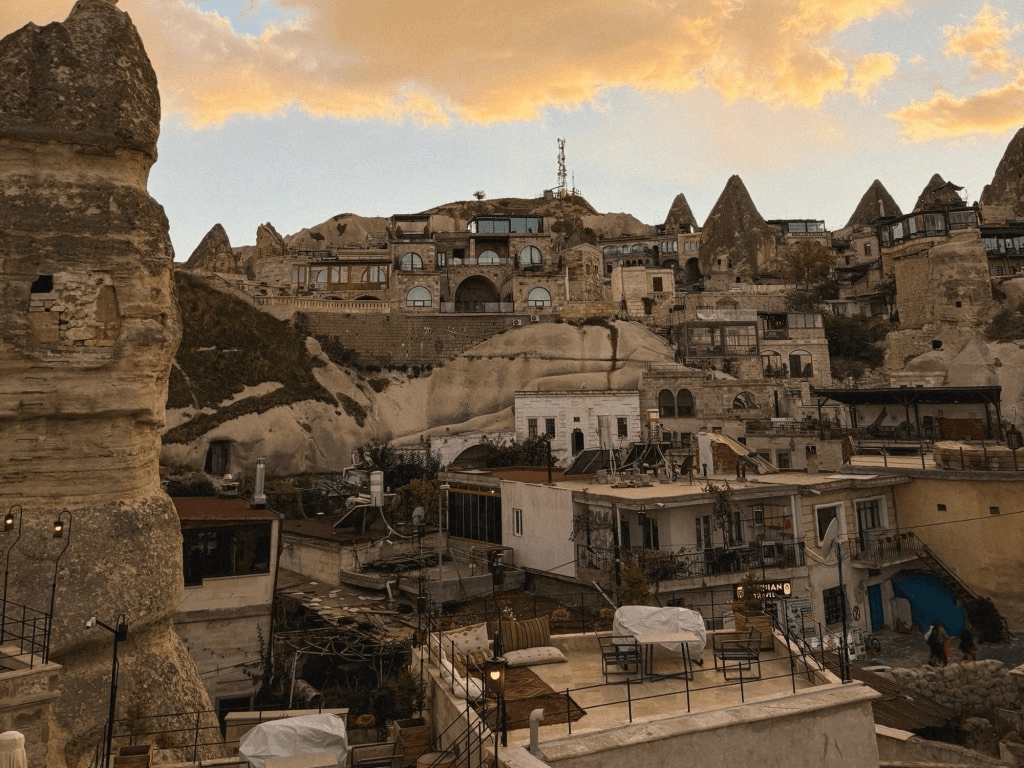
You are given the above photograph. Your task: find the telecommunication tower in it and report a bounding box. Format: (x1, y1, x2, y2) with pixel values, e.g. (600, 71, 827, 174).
(557, 138, 567, 198)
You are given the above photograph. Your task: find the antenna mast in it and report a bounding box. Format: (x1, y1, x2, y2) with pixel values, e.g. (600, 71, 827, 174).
(557, 138, 567, 198)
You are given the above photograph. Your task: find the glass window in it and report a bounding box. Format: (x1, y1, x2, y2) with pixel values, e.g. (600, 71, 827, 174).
(369, 266, 388, 282)
(653, 276, 664, 292)
(617, 417, 628, 438)
(823, 586, 844, 626)
(527, 287, 551, 307)
(182, 523, 272, 586)
(478, 250, 500, 265)
(291, 265, 307, 284)
(545, 418, 556, 437)
(310, 267, 328, 286)
(400, 252, 423, 270)
(856, 498, 882, 529)
(723, 324, 757, 353)
(603, 245, 620, 256)
(732, 392, 760, 409)
(776, 450, 791, 469)
(816, 504, 840, 543)
(527, 418, 537, 438)
(677, 389, 694, 417)
(406, 286, 432, 307)
(513, 508, 523, 536)
(436, 252, 448, 267)
(518, 246, 543, 268)
(658, 389, 676, 418)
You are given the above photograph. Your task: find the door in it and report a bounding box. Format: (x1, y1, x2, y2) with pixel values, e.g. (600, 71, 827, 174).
(867, 584, 884, 631)
(572, 428, 585, 455)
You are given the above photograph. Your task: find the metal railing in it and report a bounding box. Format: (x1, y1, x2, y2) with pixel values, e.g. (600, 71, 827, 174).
(0, 599, 51, 667)
(578, 543, 806, 583)
(846, 531, 922, 567)
(439, 302, 515, 314)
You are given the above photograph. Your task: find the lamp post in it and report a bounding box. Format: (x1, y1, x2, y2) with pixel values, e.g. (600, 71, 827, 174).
(2, 505, 24, 638)
(483, 655, 507, 765)
(834, 540, 851, 683)
(88, 614, 128, 768)
(638, 506, 647, 572)
(49, 510, 72, 632)
(436, 484, 450, 599)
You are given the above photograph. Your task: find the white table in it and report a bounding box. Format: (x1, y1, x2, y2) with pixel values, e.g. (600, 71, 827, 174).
(633, 630, 699, 682)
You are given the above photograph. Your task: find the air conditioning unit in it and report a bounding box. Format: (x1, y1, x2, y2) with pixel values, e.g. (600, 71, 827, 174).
(308, 283, 317, 290)
(530, 315, 541, 323)
(512, 319, 523, 326)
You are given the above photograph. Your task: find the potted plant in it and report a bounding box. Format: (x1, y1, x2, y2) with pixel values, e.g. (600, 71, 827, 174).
(732, 571, 774, 649)
(385, 667, 430, 767)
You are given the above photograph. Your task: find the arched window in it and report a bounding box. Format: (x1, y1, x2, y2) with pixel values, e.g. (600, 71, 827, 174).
(631, 243, 645, 253)
(761, 351, 784, 378)
(527, 287, 551, 307)
(603, 246, 620, 256)
(677, 389, 695, 417)
(517, 246, 543, 268)
(399, 252, 423, 270)
(732, 392, 760, 409)
(789, 349, 813, 378)
(406, 286, 432, 307)
(478, 249, 500, 265)
(658, 389, 676, 418)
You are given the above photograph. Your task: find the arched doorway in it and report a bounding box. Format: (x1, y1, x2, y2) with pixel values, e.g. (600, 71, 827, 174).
(572, 428, 585, 455)
(454, 276, 502, 313)
(683, 257, 701, 284)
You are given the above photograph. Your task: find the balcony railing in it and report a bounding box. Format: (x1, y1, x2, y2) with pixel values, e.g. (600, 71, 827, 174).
(846, 530, 922, 567)
(0, 599, 51, 666)
(577, 541, 806, 581)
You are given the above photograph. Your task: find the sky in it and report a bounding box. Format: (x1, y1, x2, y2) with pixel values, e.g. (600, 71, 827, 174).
(2, 1, 1024, 260)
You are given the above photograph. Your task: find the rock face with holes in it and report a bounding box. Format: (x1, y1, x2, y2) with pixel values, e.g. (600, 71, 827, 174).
(0, 2, 213, 766)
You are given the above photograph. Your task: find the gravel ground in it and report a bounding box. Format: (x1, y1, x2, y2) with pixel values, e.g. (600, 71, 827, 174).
(859, 628, 1024, 670)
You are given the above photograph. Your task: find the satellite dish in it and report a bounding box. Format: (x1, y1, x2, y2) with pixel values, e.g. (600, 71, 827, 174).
(411, 506, 426, 526)
(821, 517, 839, 555)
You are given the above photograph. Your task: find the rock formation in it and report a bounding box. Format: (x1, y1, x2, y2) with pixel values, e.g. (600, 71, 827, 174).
(914, 173, 966, 211)
(663, 193, 699, 233)
(845, 179, 902, 226)
(0, 2, 212, 765)
(699, 175, 777, 280)
(184, 223, 242, 274)
(980, 126, 1024, 216)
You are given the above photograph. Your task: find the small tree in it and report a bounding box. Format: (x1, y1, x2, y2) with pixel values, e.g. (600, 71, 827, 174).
(704, 481, 740, 547)
(774, 240, 835, 288)
(618, 561, 650, 606)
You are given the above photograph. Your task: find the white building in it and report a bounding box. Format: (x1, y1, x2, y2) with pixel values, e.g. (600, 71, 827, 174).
(513, 389, 641, 465)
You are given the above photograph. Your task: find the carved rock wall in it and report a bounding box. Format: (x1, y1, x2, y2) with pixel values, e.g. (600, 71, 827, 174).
(0, 2, 212, 766)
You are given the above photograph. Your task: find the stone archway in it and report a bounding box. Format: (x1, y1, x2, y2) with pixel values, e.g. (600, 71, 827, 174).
(683, 257, 702, 284)
(454, 276, 502, 313)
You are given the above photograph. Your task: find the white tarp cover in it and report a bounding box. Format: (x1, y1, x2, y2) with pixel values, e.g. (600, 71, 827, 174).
(239, 713, 348, 768)
(613, 605, 707, 656)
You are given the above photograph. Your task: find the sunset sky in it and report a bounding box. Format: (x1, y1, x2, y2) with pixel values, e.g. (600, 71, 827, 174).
(3, 0, 1024, 260)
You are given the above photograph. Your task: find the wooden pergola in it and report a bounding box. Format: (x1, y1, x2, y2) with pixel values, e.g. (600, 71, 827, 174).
(812, 385, 1004, 442)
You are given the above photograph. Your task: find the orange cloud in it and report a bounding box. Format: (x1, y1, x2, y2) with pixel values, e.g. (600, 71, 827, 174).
(850, 52, 900, 100)
(1, 0, 907, 128)
(890, 74, 1024, 141)
(943, 4, 1019, 74)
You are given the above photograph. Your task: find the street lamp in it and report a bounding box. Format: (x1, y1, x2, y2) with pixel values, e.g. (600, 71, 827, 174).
(638, 507, 647, 571)
(87, 613, 128, 768)
(49, 510, 72, 631)
(2, 505, 24, 637)
(483, 655, 508, 764)
(436, 484, 450, 597)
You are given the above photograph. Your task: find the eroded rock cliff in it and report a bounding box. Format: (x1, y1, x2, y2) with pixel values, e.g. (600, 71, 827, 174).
(0, 2, 212, 764)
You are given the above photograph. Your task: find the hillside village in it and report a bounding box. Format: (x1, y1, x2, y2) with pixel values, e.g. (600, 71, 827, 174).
(5, 2, 1024, 768)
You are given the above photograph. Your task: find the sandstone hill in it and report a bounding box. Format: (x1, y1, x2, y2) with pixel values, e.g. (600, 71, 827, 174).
(845, 179, 903, 226)
(162, 276, 682, 475)
(699, 174, 777, 280)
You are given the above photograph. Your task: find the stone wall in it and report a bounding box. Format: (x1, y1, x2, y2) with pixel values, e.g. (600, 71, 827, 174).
(884, 660, 1020, 716)
(300, 312, 517, 367)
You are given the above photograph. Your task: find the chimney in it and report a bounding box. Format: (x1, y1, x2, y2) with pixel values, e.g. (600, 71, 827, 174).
(253, 458, 267, 507)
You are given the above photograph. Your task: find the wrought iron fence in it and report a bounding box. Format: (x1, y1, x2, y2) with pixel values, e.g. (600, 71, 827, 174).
(0, 599, 50, 666)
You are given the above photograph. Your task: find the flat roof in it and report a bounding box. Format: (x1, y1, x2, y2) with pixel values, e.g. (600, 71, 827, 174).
(813, 385, 1001, 406)
(172, 496, 279, 522)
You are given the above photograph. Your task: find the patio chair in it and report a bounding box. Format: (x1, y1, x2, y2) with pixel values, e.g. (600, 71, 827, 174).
(599, 634, 642, 683)
(712, 627, 762, 680)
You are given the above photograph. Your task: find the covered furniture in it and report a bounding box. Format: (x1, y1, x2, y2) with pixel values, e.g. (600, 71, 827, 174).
(712, 627, 762, 680)
(598, 635, 642, 683)
(612, 605, 707, 660)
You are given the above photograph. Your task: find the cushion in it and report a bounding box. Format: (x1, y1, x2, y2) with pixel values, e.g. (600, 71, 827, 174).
(504, 645, 567, 668)
(510, 616, 550, 652)
(439, 656, 483, 701)
(451, 649, 490, 678)
(443, 622, 490, 656)
(490, 618, 520, 653)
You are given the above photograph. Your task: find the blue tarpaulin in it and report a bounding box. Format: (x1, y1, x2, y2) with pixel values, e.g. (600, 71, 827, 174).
(891, 571, 964, 637)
